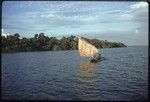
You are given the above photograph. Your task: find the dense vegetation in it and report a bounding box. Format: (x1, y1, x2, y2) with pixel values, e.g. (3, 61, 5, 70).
(2, 33, 126, 53)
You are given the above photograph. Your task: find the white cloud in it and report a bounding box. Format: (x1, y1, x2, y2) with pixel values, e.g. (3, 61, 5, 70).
(103, 10, 122, 14)
(40, 13, 55, 18)
(135, 29, 139, 34)
(130, 2, 148, 9)
(120, 13, 133, 21)
(119, 2, 148, 23)
(2, 28, 3, 33)
(1, 29, 10, 37)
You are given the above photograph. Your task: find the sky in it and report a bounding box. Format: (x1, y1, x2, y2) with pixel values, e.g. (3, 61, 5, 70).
(2, 1, 149, 45)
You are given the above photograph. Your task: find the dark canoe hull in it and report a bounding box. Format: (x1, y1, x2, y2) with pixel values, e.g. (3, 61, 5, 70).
(90, 55, 105, 63)
(90, 57, 100, 62)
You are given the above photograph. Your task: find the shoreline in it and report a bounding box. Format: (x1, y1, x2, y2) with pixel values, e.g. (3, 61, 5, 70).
(2, 46, 129, 54)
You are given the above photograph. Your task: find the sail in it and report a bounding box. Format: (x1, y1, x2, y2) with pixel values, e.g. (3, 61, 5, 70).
(78, 38, 99, 57)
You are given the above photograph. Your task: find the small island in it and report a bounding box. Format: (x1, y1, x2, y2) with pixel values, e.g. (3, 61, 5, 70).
(2, 33, 127, 53)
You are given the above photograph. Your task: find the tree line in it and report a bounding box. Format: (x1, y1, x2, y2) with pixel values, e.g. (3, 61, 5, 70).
(2, 33, 127, 53)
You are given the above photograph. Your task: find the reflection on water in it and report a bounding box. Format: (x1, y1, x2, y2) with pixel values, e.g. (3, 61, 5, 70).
(77, 61, 98, 100)
(79, 62, 96, 83)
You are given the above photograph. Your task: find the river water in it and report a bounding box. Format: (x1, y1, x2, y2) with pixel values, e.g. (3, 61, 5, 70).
(2, 46, 148, 101)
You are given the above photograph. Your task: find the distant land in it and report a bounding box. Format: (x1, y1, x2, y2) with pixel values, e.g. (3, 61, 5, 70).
(2, 33, 127, 53)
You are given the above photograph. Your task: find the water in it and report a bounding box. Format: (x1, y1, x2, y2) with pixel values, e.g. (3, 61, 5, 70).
(2, 46, 148, 101)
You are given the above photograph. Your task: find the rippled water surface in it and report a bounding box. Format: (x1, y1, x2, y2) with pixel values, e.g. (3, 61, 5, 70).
(2, 46, 148, 101)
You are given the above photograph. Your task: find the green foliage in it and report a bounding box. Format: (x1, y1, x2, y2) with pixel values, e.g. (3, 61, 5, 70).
(2, 33, 127, 53)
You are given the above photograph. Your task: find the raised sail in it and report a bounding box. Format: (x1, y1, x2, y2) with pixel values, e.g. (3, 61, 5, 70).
(78, 38, 99, 57)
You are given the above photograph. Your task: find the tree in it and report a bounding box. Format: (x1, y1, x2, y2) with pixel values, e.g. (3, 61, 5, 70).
(2, 34, 126, 53)
(14, 33, 20, 39)
(34, 34, 38, 38)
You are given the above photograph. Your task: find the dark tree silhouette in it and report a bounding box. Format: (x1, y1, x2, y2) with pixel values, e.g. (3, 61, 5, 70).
(2, 33, 127, 53)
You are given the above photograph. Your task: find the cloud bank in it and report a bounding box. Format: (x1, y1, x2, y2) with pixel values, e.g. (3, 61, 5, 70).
(2, 1, 148, 45)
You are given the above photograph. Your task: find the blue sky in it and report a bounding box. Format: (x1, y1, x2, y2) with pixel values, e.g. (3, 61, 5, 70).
(2, 1, 148, 45)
